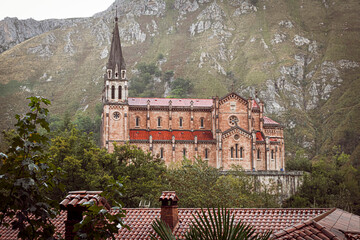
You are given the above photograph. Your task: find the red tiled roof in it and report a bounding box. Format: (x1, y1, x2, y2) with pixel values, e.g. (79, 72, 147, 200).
(0, 208, 340, 240)
(317, 208, 360, 239)
(256, 132, 264, 141)
(118, 208, 330, 239)
(130, 130, 213, 141)
(60, 190, 111, 210)
(0, 211, 67, 240)
(273, 220, 341, 240)
(128, 98, 213, 107)
(252, 100, 259, 109)
(263, 116, 280, 126)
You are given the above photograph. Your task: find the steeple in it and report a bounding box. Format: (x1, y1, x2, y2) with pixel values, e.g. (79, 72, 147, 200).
(103, 13, 128, 104)
(106, 15, 126, 79)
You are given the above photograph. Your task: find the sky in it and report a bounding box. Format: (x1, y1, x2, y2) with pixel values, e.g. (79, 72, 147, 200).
(0, 0, 115, 21)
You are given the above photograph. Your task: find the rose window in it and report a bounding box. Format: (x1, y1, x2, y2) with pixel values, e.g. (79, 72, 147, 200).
(229, 115, 239, 126)
(113, 112, 120, 120)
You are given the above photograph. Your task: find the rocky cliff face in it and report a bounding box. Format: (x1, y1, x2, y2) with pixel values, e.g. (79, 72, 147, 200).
(0, 17, 83, 53)
(0, 0, 359, 161)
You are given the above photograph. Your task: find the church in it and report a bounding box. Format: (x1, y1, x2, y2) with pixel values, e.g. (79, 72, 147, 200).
(100, 16, 285, 171)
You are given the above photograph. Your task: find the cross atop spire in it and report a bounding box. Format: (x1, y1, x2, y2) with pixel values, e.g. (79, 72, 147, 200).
(115, 5, 118, 22)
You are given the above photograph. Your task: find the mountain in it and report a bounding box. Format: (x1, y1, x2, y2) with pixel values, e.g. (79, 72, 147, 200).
(0, 0, 359, 162)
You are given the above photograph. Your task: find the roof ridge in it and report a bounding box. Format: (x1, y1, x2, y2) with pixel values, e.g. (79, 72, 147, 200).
(312, 208, 337, 222)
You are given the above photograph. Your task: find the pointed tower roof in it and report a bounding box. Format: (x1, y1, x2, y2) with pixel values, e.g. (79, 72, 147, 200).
(107, 17, 125, 73)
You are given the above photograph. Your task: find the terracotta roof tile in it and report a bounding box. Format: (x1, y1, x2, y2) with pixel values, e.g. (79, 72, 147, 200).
(256, 131, 265, 141)
(252, 100, 260, 109)
(60, 190, 110, 210)
(130, 130, 213, 141)
(128, 98, 213, 107)
(159, 191, 179, 201)
(0, 208, 340, 239)
(263, 116, 280, 126)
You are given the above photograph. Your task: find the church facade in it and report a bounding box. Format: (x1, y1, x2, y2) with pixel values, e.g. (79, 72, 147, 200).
(101, 17, 285, 171)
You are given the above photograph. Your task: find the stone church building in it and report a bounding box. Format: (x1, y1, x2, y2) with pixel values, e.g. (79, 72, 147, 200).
(101, 17, 285, 171)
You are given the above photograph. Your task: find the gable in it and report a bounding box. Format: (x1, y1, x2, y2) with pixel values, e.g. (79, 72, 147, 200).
(219, 92, 248, 106)
(222, 126, 251, 140)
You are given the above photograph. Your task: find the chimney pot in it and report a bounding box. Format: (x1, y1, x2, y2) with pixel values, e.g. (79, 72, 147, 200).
(159, 191, 179, 231)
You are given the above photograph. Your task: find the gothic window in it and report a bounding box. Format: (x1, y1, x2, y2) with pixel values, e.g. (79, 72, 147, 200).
(136, 116, 140, 127)
(111, 85, 115, 99)
(230, 147, 234, 159)
(118, 86, 122, 99)
(157, 117, 161, 127)
(271, 150, 274, 160)
(240, 147, 243, 159)
(121, 70, 126, 79)
(160, 148, 164, 159)
(205, 149, 209, 159)
(107, 70, 112, 79)
(257, 149, 261, 159)
(229, 115, 239, 126)
(115, 72, 119, 78)
(183, 148, 186, 157)
(235, 144, 238, 158)
(179, 117, 183, 128)
(200, 118, 204, 128)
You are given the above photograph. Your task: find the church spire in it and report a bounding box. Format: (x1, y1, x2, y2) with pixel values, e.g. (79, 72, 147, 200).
(106, 13, 125, 77)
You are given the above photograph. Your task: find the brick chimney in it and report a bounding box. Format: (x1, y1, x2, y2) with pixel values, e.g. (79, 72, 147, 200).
(60, 190, 111, 240)
(159, 191, 179, 231)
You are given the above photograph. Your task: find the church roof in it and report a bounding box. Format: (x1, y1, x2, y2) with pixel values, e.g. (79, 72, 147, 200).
(130, 130, 213, 141)
(128, 97, 213, 107)
(107, 18, 125, 73)
(263, 116, 281, 126)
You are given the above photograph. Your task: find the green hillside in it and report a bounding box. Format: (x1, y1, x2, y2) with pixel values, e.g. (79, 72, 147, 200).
(0, 0, 359, 161)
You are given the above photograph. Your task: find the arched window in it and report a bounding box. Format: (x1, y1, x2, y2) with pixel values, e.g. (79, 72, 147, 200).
(118, 86, 122, 99)
(240, 147, 243, 159)
(136, 116, 140, 127)
(179, 117, 183, 128)
(271, 150, 274, 160)
(157, 117, 161, 127)
(160, 148, 164, 159)
(200, 118, 204, 128)
(230, 147, 234, 159)
(107, 70, 112, 79)
(257, 149, 261, 159)
(205, 149, 209, 159)
(235, 144, 238, 158)
(111, 85, 115, 99)
(115, 72, 119, 78)
(183, 148, 186, 157)
(121, 70, 126, 79)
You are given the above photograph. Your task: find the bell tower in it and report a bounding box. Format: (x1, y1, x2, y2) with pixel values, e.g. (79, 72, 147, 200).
(101, 14, 129, 150)
(103, 15, 128, 103)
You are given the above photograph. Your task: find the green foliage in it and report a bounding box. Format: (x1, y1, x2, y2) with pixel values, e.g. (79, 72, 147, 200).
(284, 148, 360, 214)
(49, 127, 113, 195)
(151, 208, 271, 240)
(0, 96, 62, 239)
(109, 144, 168, 207)
(285, 149, 312, 172)
(167, 159, 280, 208)
(168, 78, 193, 98)
(157, 53, 165, 60)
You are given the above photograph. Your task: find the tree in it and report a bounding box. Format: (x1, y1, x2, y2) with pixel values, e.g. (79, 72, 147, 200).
(0, 96, 62, 239)
(284, 148, 360, 214)
(169, 78, 193, 98)
(151, 208, 271, 240)
(108, 144, 168, 208)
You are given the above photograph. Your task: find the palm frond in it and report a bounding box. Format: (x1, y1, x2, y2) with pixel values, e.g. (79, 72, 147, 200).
(150, 218, 177, 240)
